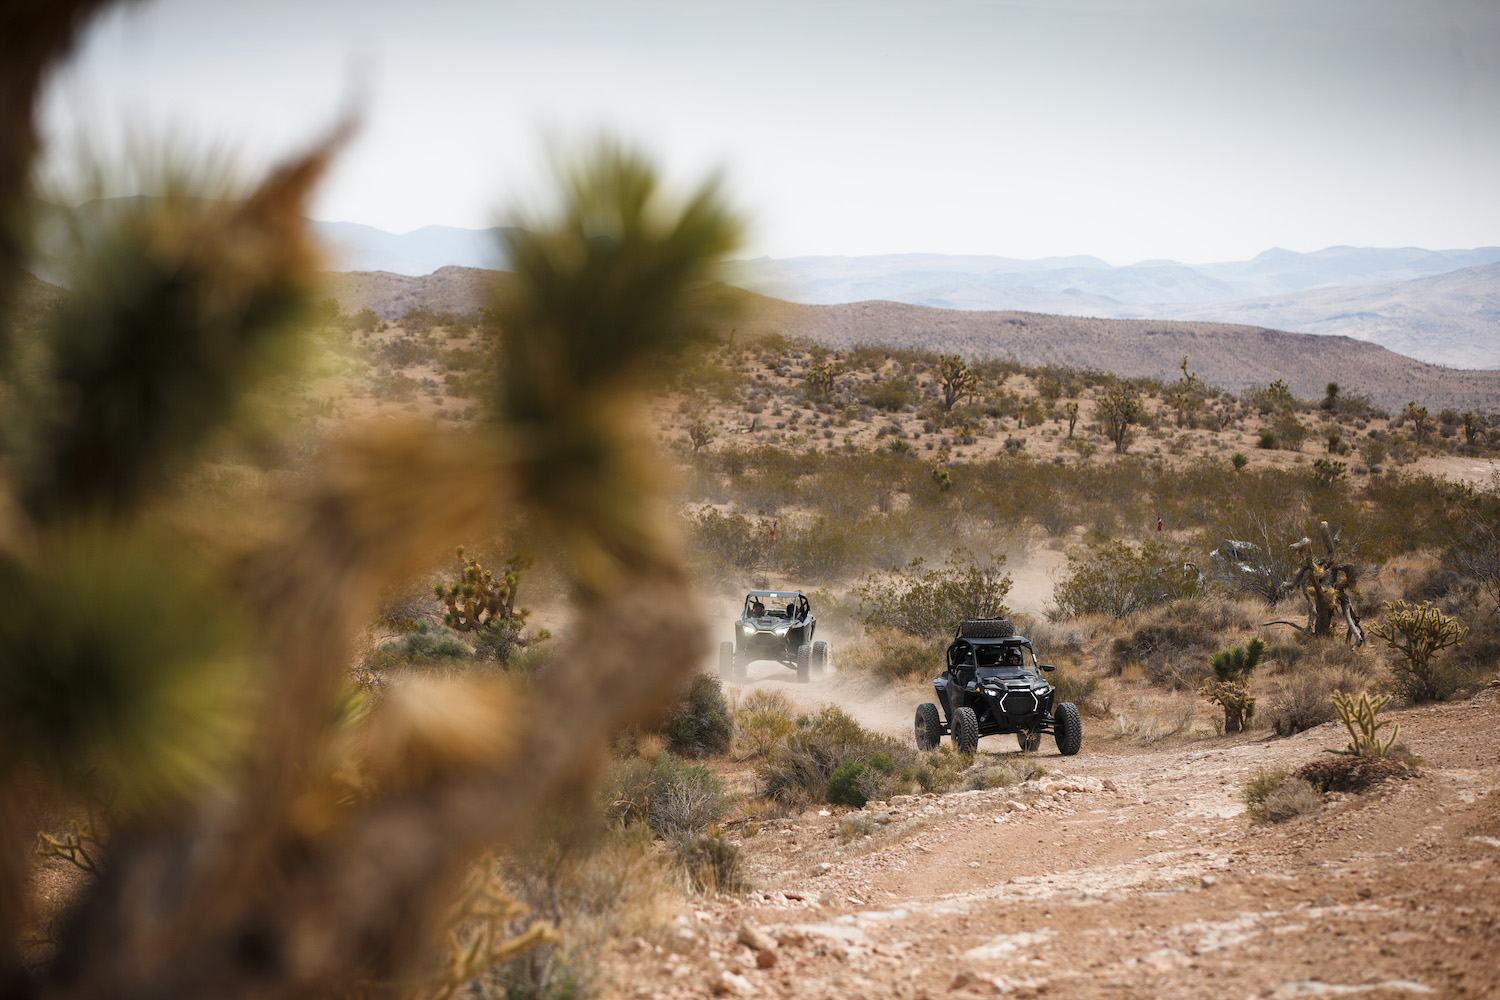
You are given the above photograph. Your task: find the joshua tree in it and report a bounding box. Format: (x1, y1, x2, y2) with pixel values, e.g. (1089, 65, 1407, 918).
(804, 358, 839, 400)
(1097, 383, 1143, 454)
(0, 15, 744, 991)
(1201, 637, 1266, 734)
(1263, 520, 1365, 646)
(1402, 401, 1432, 446)
(436, 547, 531, 632)
(1065, 400, 1079, 438)
(1462, 410, 1483, 445)
(938, 353, 978, 411)
(687, 416, 715, 456)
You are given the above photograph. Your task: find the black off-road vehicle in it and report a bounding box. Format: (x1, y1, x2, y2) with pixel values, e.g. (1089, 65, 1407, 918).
(915, 618, 1082, 755)
(720, 590, 827, 683)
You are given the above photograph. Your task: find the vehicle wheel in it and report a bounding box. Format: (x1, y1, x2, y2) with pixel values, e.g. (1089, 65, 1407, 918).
(812, 640, 829, 675)
(1054, 702, 1083, 756)
(719, 641, 736, 680)
(796, 643, 811, 683)
(958, 617, 1015, 639)
(1017, 729, 1041, 753)
(952, 707, 979, 754)
(915, 703, 943, 751)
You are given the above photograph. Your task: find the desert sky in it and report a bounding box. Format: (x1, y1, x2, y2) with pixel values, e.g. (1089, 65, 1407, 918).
(37, 0, 1500, 263)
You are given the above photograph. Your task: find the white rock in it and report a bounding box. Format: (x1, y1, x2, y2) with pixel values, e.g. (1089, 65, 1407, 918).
(717, 970, 755, 996)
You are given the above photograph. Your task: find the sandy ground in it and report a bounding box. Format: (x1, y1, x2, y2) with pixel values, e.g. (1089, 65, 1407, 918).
(605, 682, 1500, 999)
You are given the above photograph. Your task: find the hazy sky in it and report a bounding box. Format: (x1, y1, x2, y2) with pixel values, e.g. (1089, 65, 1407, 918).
(38, 0, 1500, 264)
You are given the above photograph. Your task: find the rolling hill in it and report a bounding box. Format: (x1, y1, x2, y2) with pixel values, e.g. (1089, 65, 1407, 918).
(316, 267, 1500, 413)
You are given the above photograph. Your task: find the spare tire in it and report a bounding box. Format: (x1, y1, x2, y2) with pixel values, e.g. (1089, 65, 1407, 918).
(958, 617, 1015, 639)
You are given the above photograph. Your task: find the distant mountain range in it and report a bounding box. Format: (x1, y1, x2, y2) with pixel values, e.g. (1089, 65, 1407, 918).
(315, 266, 1500, 413)
(313, 221, 1500, 369)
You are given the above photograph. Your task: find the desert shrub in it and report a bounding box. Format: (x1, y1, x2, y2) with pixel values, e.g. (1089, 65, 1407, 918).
(1272, 410, 1309, 451)
(851, 548, 1010, 637)
(1242, 767, 1322, 823)
(758, 706, 915, 806)
(729, 688, 798, 761)
(963, 758, 1046, 791)
(1108, 694, 1198, 743)
(1015, 615, 1084, 656)
(1051, 665, 1107, 717)
(914, 745, 971, 792)
(1054, 538, 1201, 619)
(1109, 605, 1222, 688)
(490, 821, 667, 1000)
(1265, 669, 1364, 735)
(369, 622, 472, 669)
(683, 507, 772, 592)
(380, 334, 441, 368)
(837, 627, 946, 683)
(603, 753, 728, 840)
(658, 673, 733, 758)
(859, 376, 914, 411)
(674, 833, 745, 893)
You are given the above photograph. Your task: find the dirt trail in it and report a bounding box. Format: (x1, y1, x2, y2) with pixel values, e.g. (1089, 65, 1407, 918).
(612, 689, 1500, 999)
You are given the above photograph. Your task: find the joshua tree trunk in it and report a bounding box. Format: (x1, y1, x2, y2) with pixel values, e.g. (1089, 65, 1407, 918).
(1264, 520, 1365, 647)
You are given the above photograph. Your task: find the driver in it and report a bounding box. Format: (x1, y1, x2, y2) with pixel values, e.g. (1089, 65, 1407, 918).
(1004, 648, 1023, 667)
(749, 597, 765, 617)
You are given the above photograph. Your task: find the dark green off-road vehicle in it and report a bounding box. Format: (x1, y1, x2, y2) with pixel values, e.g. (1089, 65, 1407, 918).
(915, 617, 1082, 755)
(720, 590, 827, 683)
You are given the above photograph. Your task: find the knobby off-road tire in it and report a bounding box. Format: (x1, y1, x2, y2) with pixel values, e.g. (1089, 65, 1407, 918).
(1055, 702, 1083, 756)
(952, 706, 980, 754)
(812, 640, 829, 675)
(958, 617, 1015, 639)
(796, 643, 811, 683)
(719, 641, 735, 680)
(915, 703, 943, 751)
(1017, 729, 1042, 753)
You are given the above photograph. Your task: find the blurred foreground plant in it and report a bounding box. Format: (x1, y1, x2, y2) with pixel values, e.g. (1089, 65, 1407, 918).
(0, 18, 742, 993)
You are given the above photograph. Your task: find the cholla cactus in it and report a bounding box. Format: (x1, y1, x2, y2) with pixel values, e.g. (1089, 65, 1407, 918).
(435, 546, 532, 632)
(1201, 637, 1266, 734)
(1330, 690, 1399, 757)
(1369, 600, 1467, 702)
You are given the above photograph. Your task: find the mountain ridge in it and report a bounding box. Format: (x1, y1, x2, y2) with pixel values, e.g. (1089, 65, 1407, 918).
(316, 266, 1500, 413)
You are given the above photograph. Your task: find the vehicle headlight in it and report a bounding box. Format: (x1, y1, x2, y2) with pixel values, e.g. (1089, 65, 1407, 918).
(741, 624, 755, 636)
(774, 625, 790, 636)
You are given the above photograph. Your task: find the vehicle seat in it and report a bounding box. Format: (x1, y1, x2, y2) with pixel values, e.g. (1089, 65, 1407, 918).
(787, 603, 797, 620)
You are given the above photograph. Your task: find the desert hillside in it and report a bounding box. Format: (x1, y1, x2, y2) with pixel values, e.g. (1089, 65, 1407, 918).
(316, 267, 1500, 412)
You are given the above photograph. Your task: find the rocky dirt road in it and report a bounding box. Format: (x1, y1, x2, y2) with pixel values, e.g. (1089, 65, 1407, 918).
(611, 685, 1500, 999)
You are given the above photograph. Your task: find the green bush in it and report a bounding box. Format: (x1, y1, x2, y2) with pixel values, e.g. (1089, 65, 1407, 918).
(659, 673, 733, 758)
(852, 548, 1010, 637)
(914, 745, 971, 792)
(826, 760, 870, 807)
(838, 627, 946, 683)
(603, 752, 728, 839)
(730, 688, 798, 761)
(369, 622, 472, 669)
(758, 706, 914, 806)
(1054, 538, 1201, 619)
(674, 832, 745, 892)
(860, 377, 913, 411)
(963, 758, 1045, 790)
